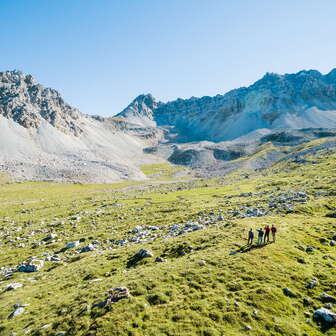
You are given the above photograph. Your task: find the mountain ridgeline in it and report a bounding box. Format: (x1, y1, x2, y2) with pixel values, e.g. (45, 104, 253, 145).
(118, 69, 336, 142)
(1, 68, 336, 182)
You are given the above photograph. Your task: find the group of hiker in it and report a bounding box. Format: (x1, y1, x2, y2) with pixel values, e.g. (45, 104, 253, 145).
(247, 225, 277, 245)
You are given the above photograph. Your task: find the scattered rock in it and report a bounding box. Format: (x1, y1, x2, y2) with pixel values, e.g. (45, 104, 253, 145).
(6, 283, 23, 291)
(71, 216, 81, 221)
(307, 280, 318, 289)
(80, 244, 96, 253)
(8, 303, 28, 319)
(136, 249, 153, 259)
(106, 287, 130, 304)
(303, 297, 312, 305)
(321, 293, 336, 303)
(155, 257, 166, 263)
(306, 246, 314, 252)
(66, 241, 80, 249)
(43, 233, 57, 241)
(283, 287, 297, 298)
(40, 324, 52, 330)
(313, 307, 336, 325)
(18, 260, 44, 272)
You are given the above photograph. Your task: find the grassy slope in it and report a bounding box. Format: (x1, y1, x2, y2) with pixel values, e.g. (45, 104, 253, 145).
(0, 148, 335, 336)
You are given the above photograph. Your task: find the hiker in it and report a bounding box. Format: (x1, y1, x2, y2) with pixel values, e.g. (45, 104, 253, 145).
(271, 225, 277, 242)
(247, 228, 254, 245)
(257, 228, 264, 245)
(264, 225, 270, 243)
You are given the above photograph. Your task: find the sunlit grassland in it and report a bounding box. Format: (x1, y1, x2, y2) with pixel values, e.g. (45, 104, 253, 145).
(0, 150, 335, 335)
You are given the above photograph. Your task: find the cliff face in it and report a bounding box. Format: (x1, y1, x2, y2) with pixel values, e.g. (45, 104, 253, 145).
(118, 69, 336, 142)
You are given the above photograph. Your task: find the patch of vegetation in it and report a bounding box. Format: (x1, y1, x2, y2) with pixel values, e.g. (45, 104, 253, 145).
(140, 162, 190, 179)
(0, 143, 335, 335)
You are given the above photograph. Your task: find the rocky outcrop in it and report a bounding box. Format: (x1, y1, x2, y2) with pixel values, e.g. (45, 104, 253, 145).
(0, 70, 83, 135)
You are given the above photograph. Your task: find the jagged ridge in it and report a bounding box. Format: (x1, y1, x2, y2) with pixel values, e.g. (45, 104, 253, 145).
(0, 70, 84, 136)
(118, 69, 336, 142)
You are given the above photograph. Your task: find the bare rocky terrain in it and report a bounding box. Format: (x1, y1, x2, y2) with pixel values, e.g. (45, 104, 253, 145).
(0, 71, 164, 183)
(1, 69, 336, 183)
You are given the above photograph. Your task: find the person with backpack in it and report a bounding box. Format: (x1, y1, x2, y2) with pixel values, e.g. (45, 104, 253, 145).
(271, 225, 277, 242)
(257, 228, 264, 245)
(264, 225, 271, 243)
(247, 228, 254, 245)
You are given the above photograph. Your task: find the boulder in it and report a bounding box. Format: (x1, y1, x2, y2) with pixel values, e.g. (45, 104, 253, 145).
(313, 307, 336, 325)
(307, 280, 318, 289)
(131, 226, 142, 233)
(80, 244, 96, 253)
(8, 303, 28, 319)
(65, 241, 80, 249)
(43, 233, 57, 241)
(283, 287, 297, 298)
(18, 260, 44, 272)
(6, 283, 23, 291)
(106, 287, 130, 304)
(8, 307, 25, 319)
(321, 293, 336, 303)
(136, 249, 153, 259)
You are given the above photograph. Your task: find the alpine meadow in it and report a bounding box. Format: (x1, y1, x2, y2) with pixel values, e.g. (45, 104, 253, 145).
(1, 1, 336, 335)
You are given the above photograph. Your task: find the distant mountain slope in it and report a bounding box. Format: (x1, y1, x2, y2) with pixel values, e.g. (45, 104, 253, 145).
(118, 69, 336, 142)
(1, 68, 336, 182)
(0, 71, 164, 182)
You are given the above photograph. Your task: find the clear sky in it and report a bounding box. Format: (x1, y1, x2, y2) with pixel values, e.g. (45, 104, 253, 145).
(1, 0, 336, 116)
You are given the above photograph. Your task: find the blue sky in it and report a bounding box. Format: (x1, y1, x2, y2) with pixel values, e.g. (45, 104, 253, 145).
(1, 0, 336, 116)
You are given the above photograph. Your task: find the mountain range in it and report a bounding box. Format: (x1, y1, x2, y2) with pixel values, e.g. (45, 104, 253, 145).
(1, 68, 336, 182)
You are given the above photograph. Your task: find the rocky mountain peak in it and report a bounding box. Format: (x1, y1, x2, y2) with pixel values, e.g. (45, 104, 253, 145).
(119, 93, 162, 121)
(0, 70, 83, 135)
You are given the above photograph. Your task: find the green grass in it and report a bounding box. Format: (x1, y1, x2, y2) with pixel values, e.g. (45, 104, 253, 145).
(0, 147, 336, 335)
(140, 163, 191, 180)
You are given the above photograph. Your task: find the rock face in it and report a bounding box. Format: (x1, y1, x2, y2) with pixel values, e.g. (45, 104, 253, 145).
(119, 94, 162, 127)
(0, 70, 82, 135)
(118, 69, 336, 142)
